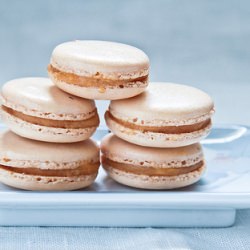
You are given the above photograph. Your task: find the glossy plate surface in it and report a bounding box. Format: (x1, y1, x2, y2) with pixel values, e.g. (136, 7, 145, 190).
(0, 124, 249, 227)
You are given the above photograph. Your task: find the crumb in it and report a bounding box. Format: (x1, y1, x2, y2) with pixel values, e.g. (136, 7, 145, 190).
(98, 87, 106, 93)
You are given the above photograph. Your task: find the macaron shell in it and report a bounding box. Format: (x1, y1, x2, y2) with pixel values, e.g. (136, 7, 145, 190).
(1, 109, 97, 143)
(0, 130, 99, 168)
(52, 77, 147, 100)
(109, 82, 214, 125)
(50, 40, 149, 77)
(101, 133, 203, 167)
(0, 167, 97, 191)
(105, 113, 212, 147)
(1, 77, 96, 119)
(103, 163, 206, 190)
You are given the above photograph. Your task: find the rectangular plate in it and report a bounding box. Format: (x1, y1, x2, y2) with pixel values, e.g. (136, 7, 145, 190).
(0, 124, 250, 227)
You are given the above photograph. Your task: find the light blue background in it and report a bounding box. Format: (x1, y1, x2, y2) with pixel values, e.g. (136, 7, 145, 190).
(0, 0, 250, 126)
(0, 0, 250, 249)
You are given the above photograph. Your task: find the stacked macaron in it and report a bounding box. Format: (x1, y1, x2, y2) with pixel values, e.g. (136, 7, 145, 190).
(0, 40, 149, 191)
(0, 77, 100, 190)
(101, 82, 214, 189)
(0, 39, 214, 191)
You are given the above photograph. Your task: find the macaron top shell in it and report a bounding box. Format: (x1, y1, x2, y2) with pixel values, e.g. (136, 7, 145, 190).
(101, 134, 203, 168)
(50, 40, 149, 78)
(0, 131, 99, 169)
(1, 77, 96, 120)
(109, 82, 214, 125)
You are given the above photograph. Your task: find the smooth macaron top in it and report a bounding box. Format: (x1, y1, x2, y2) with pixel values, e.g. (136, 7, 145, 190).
(0, 131, 99, 169)
(109, 82, 214, 126)
(101, 134, 203, 168)
(1, 77, 96, 120)
(50, 40, 149, 79)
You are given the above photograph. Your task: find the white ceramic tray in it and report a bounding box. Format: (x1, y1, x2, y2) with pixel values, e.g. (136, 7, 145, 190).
(0, 124, 250, 227)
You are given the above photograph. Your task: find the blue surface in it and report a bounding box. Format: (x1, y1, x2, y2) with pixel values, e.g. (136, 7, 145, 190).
(0, 210, 250, 250)
(0, 0, 250, 248)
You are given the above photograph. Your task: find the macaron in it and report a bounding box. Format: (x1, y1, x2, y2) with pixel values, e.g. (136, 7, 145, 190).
(0, 131, 100, 191)
(105, 82, 214, 148)
(0, 77, 99, 143)
(101, 134, 205, 189)
(48, 40, 149, 100)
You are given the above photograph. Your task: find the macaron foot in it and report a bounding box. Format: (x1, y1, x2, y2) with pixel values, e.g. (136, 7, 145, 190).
(103, 164, 205, 190)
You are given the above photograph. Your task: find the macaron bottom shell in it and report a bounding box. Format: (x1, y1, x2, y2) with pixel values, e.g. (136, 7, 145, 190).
(105, 112, 212, 148)
(1, 107, 98, 143)
(102, 162, 206, 190)
(0, 167, 98, 191)
(51, 76, 148, 100)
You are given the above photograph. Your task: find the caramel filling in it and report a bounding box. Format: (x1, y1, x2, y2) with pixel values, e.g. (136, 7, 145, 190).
(106, 111, 210, 134)
(102, 157, 203, 176)
(0, 162, 100, 177)
(2, 105, 100, 129)
(48, 64, 148, 88)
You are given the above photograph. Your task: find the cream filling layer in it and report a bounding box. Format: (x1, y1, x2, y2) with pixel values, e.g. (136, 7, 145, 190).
(0, 162, 100, 177)
(102, 157, 203, 177)
(48, 64, 148, 88)
(105, 111, 211, 134)
(2, 106, 100, 129)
